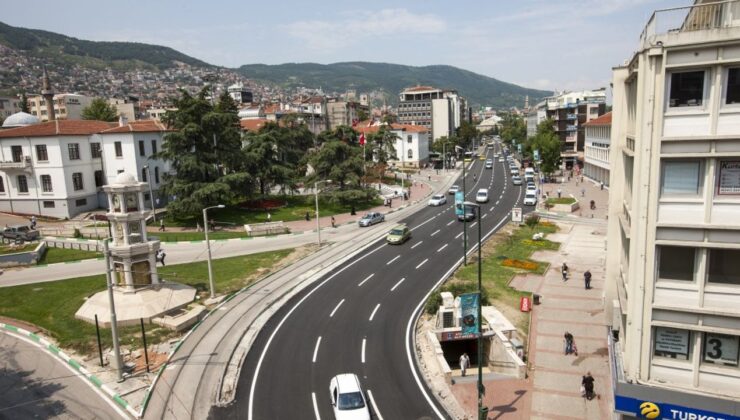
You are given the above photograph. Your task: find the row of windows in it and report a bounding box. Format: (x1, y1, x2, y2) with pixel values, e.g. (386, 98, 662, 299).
(657, 246, 740, 285)
(399, 102, 431, 109)
(660, 159, 740, 197)
(585, 145, 610, 162)
(7, 140, 159, 162)
(0, 168, 157, 194)
(140, 167, 160, 184)
(654, 327, 739, 369)
(667, 67, 740, 108)
(399, 112, 431, 118)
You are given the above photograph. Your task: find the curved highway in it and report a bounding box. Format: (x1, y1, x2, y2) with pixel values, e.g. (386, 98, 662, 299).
(218, 142, 528, 419)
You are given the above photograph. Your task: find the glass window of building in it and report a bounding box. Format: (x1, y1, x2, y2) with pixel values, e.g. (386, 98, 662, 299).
(0, 176, 4, 193)
(660, 160, 702, 196)
(115, 141, 123, 157)
(138, 140, 145, 156)
(17, 175, 28, 193)
(726, 68, 740, 105)
(43, 201, 55, 208)
(141, 168, 147, 182)
(72, 172, 84, 191)
(36, 144, 48, 161)
(657, 246, 695, 281)
(154, 167, 160, 183)
(708, 248, 740, 285)
(94, 170, 105, 187)
(11, 145, 22, 162)
(654, 327, 691, 360)
(91, 142, 102, 158)
(703, 333, 739, 366)
(669, 70, 705, 107)
(68, 143, 80, 160)
(151, 139, 157, 155)
(40, 175, 52, 192)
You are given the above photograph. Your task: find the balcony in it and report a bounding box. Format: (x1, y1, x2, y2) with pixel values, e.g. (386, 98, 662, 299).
(566, 114, 576, 120)
(566, 125, 577, 131)
(0, 156, 31, 170)
(641, 1, 740, 44)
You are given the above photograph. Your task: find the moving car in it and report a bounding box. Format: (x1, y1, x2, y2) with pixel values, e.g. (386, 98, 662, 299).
(358, 212, 384, 227)
(386, 224, 411, 244)
(2, 225, 40, 242)
(526, 183, 537, 192)
(457, 204, 476, 221)
(524, 191, 537, 206)
(510, 167, 519, 176)
(448, 185, 460, 195)
(428, 194, 447, 206)
(498, 156, 505, 162)
(485, 159, 493, 169)
(476, 188, 489, 203)
(512, 175, 523, 185)
(329, 374, 371, 420)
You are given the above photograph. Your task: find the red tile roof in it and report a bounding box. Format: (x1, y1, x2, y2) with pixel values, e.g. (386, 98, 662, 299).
(240, 118, 269, 131)
(101, 120, 170, 133)
(263, 104, 281, 114)
(403, 86, 435, 92)
(353, 120, 428, 134)
(583, 111, 612, 126)
(0, 120, 114, 138)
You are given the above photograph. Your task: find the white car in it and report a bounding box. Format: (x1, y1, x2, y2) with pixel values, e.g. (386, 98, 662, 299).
(526, 182, 536, 192)
(498, 156, 505, 162)
(428, 194, 447, 206)
(512, 175, 523, 185)
(524, 191, 537, 206)
(476, 188, 489, 203)
(510, 168, 519, 176)
(448, 185, 460, 195)
(330, 374, 371, 420)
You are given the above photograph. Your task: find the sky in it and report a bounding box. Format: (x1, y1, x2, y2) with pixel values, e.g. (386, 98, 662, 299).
(4, 0, 692, 94)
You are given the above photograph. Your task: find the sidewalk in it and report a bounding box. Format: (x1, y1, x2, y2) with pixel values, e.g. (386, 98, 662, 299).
(538, 173, 610, 220)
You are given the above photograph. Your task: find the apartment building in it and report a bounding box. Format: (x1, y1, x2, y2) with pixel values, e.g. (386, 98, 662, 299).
(326, 99, 368, 130)
(0, 96, 23, 121)
(606, 2, 740, 419)
(109, 95, 141, 121)
(583, 112, 611, 186)
(397, 86, 466, 141)
(0, 118, 170, 218)
(28, 93, 93, 121)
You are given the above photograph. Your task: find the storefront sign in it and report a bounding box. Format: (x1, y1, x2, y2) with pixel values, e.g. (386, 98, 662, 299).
(440, 331, 478, 341)
(615, 395, 740, 420)
(718, 161, 740, 195)
(655, 328, 689, 357)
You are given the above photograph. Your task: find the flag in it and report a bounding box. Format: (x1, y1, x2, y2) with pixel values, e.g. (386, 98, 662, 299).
(359, 133, 365, 146)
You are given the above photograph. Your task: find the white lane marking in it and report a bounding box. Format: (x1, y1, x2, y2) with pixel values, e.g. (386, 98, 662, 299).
(357, 273, 374, 286)
(431, 229, 441, 236)
(367, 390, 385, 420)
(437, 244, 448, 252)
(312, 336, 322, 363)
(387, 255, 400, 265)
(446, 220, 455, 226)
(329, 299, 345, 317)
(490, 207, 494, 212)
(455, 232, 463, 239)
(390, 277, 405, 291)
(416, 258, 429, 269)
(369, 303, 381, 321)
(312, 392, 321, 420)
(411, 241, 423, 249)
(470, 222, 478, 228)
(495, 200, 500, 205)
(482, 213, 488, 219)
(361, 338, 367, 363)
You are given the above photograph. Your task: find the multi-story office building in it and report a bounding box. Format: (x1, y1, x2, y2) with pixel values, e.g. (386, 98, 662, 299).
(0, 96, 23, 121)
(526, 100, 547, 139)
(583, 112, 611, 186)
(28, 93, 93, 121)
(109, 96, 141, 121)
(397, 86, 466, 141)
(606, 2, 740, 419)
(227, 82, 254, 105)
(0, 117, 169, 218)
(326, 99, 368, 130)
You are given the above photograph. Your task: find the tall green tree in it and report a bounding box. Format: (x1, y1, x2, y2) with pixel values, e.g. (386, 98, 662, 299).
(81, 98, 119, 121)
(530, 118, 561, 177)
(157, 88, 253, 219)
(456, 121, 479, 149)
(19, 93, 29, 113)
(499, 113, 526, 145)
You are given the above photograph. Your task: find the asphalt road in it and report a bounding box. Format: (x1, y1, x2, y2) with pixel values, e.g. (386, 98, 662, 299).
(0, 332, 127, 419)
(225, 143, 529, 419)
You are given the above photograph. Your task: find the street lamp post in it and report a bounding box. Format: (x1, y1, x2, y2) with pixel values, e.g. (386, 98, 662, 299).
(314, 180, 331, 247)
(456, 146, 467, 265)
(103, 239, 123, 382)
(143, 165, 156, 223)
(465, 202, 486, 419)
(203, 204, 225, 299)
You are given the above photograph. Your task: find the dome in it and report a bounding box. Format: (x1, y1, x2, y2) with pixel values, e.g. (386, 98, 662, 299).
(114, 172, 138, 185)
(2, 112, 40, 128)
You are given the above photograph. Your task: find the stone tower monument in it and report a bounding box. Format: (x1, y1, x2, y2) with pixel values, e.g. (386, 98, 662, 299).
(41, 66, 56, 121)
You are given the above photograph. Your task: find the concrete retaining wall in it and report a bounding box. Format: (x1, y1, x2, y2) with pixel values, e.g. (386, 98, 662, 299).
(488, 330, 527, 379)
(0, 241, 45, 267)
(44, 237, 102, 252)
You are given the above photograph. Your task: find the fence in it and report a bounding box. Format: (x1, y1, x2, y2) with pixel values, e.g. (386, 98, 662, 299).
(43, 237, 103, 252)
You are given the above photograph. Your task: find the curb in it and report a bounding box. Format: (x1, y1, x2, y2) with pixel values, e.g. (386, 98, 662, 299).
(0, 322, 138, 419)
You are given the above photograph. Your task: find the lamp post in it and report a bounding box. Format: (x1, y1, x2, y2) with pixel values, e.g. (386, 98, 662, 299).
(203, 204, 225, 299)
(314, 180, 331, 247)
(143, 165, 156, 223)
(465, 201, 486, 419)
(455, 145, 467, 265)
(103, 239, 123, 382)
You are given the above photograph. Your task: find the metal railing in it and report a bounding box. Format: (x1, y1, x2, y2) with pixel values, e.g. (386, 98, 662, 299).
(641, 0, 740, 43)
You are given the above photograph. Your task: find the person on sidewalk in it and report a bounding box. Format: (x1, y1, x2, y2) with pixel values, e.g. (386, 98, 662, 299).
(305, 211, 310, 221)
(582, 372, 595, 400)
(156, 249, 166, 266)
(30, 216, 37, 230)
(557, 188, 562, 198)
(581, 188, 586, 197)
(561, 262, 569, 281)
(584, 270, 592, 289)
(159, 219, 165, 232)
(564, 332, 574, 355)
(267, 212, 272, 223)
(459, 353, 470, 377)
(600, 181, 605, 190)
(331, 216, 336, 228)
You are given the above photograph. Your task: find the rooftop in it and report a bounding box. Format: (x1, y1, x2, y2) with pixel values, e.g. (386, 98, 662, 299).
(583, 111, 612, 126)
(640, 0, 740, 45)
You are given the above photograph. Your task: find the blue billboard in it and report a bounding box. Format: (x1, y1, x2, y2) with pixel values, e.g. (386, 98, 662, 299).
(460, 293, 480, 335)
(455, 191, 464, 216)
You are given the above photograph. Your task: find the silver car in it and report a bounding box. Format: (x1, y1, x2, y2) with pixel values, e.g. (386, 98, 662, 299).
(358, 212, 385, 227)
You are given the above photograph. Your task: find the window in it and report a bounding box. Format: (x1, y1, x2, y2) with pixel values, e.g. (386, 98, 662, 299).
(40, 175, 52, 193)
(43, 201, 55, 208)
(654, 327, 691, 360)
(661, 160, 702, 196)
(707, 248, 740, 285)
(0, 176, 4, 193)
(117, 169, 124, 174)
(75, 198, 87, 207)
(67, 143, 80, 160)
(17, 175, 28, 193)
(669, 70, 705, 107)
(115, 141, 123, 157)
(726, 68, 740, 105)
(154, 167, 160, 184)
(408, 149, 413, 159)
(11, 145, 22, 162)
(94, 170, 105, 187)
(72, 172, 84, 191)
(141, 168, 148, 182)
(657, 246, 695, 281)
(138, 140, 145, 156)
(703, 333, 739, 366)
(151, 139, 157, 155)
(36, 144, 48, 161)
(90, 142, 102, 158)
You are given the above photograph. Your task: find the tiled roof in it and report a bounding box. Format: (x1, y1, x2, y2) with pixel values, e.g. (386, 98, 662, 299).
(353, 120, 428, 134)
(583, 111, 612, 126)
(403, 86, 436, 92)
(263, 104, 281, 114)
(0, 120, 114, 138)
(240, 118, 269, 131)
(100, 120, 170, 133)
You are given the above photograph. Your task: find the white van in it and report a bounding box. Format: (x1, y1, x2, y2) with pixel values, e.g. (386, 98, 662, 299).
(524, 167, 535, 176)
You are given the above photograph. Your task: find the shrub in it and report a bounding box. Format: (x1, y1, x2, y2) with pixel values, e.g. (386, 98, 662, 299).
(73, 228, 82, 238)
(524, 214, 540, 229)
(424, 281, 490, 315)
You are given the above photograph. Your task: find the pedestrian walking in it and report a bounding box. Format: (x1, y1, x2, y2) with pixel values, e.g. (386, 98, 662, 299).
(196, 222, 202, 232)
(305, 211, 310, 221)
(30, 216, 37, 230)
(561, 262, 569, 281)
(584, 269, 592, 289)
(331, 216, 336, 228)
(459, 353, 470, 377)
(582, 372, 595, 400)
(350, 205, 356, 216)
(159, 219, 165, 232)
(157, 249, 166, 266)
(557, 188, 562, 198)
(564, 332, 574, 355)
(581, 188, 586, 197)
(267, 212, 272, 223)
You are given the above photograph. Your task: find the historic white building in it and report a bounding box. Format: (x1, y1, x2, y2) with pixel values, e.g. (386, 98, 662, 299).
(605, 2, 740, 419)
(0, 117, 170, 219)
(582, 111, 611, 186)
(355, 121, 430, 168)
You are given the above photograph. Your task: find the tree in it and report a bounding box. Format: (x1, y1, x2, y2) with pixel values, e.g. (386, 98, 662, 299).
(81, 98, 118, 121)
(499, 113, 526, 145)
(357, 108, 369, 122)
(456, 121, 479, 149)
(530, 118, 561, 177)
(306, 139, 363, 190)
(19, 93, 29, 113)
(157, 88, 253, 219)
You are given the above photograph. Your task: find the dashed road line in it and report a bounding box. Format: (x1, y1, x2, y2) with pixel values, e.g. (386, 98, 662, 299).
(387, 255, 400, 265)
(416, 258, 429, 269)
(361, 338, 367, 363)
(446, 220, 454, 226)
(411, 241, 423, 249)
(430, 229, 441, 236)
(329, 299, 345, 317)
(390, 277, 405, 291)
(367, 390, 384, 420)
(312, 336, 322, 363)
(369, 304, 381, 321)
(437, 244, 448, 252)
(455, 232, 463, 239)
(357, 273, 374, 287)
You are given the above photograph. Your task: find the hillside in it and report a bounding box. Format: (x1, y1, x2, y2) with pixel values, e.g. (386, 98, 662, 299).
(237, 62, 551, 108)
(0, 21, 211, 71)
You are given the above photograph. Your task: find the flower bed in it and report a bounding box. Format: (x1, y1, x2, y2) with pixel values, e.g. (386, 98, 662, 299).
(501, 258, 539, 270)
(238, 198, 288, 211)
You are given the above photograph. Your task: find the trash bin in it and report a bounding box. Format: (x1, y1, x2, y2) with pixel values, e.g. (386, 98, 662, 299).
(533, 294, 541, 305)
(479, 406, 489, 419)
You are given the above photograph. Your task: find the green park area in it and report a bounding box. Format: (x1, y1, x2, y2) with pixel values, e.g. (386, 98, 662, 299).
(545, 197, 577, 206)
(39, 247, 102, 264)
(0, 248, 295, 353)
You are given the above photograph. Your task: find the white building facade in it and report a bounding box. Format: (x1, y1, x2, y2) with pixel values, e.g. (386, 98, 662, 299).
(28, 93, 93, 121)
(582, 112, 611, 186)
(356, 122, 430, 168)
(606, 2, 740, 419)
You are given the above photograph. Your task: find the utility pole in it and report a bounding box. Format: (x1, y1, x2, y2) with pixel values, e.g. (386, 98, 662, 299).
(103, 240, 123, 381)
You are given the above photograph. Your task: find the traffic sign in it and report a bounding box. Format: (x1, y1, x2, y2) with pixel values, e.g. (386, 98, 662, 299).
(511, 207, 522, 222)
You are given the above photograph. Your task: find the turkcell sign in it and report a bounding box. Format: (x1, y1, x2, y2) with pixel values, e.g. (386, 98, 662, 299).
(459, 293, 479, 335)
(455, 191, 464, 216)
(517, 144, 522, 153)
(534, 149, 540, 161)
(615, 395, 740, 420)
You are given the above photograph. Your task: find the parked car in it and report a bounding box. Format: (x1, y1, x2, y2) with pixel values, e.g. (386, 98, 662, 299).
(476, 188, 489, 203)
(512, 175, 523, 185)
(448, 185, 460, 195)
(2, 225, 39, 242)
(524, 192, 537, 206)
(526, 182, 537, 192)
(358, 212, 384, 227)
(329, 374, 371, 420)
(510, 167, 519, 176)
(457, 204, 476, 221)
(428, 194, 447, 206)
(386, 224, 411, 244)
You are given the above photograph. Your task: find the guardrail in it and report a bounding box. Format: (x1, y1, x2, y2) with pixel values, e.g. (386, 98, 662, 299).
(641, 0, 739, 43)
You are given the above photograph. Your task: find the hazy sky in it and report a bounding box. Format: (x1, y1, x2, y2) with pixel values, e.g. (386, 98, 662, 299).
(5, 0, 691, 93)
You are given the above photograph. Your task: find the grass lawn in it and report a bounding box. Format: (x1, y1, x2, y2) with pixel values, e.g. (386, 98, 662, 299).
(0, 248, 295, 353)
(39, 247, 102, 264)
(0, 243, 38, 255)
(151, 231, 250, 242)
(546, 197, 577, 205)
(159, 195, 382, 228)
